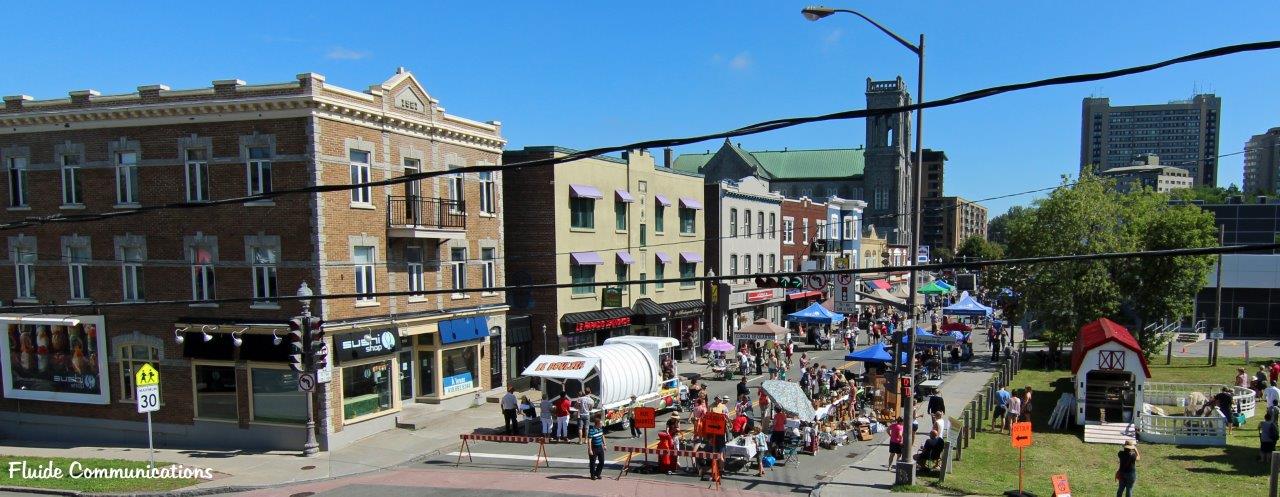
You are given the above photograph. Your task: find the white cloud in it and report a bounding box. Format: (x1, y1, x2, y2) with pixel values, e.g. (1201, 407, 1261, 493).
(326, 47, 370, 60)
(728, 52, 753, 71)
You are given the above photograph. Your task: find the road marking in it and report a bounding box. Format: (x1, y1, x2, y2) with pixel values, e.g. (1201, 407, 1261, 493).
(447, 451, 622, 468)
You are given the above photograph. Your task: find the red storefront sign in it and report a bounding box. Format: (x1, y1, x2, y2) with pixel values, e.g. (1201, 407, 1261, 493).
(745, 290, 774, 303)
(574, 316, 632, 333)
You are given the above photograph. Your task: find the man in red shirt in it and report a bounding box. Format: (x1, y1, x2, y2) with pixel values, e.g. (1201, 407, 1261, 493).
(1269, 361, 1280, 384)
(770, 408, 789, 458)
(554, 392, 572, 442)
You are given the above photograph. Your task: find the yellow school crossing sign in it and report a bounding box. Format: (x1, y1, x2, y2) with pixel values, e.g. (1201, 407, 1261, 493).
(135, 363, 160, 387)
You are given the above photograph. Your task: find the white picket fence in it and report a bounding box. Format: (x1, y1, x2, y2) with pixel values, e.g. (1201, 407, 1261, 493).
(1144, 382, 1255, 418)
(1136, 412, 1226, 446)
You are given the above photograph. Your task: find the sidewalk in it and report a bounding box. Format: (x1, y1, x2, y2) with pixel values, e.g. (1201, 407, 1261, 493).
(0, 401, 507, 494)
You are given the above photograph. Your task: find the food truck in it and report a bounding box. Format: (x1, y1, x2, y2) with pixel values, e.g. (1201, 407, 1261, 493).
(523, 336, 681, 427)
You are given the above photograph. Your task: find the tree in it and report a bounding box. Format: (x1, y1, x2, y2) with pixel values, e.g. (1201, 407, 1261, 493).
(987, 205, 1028, 248)
(956, 236, 1004, 262)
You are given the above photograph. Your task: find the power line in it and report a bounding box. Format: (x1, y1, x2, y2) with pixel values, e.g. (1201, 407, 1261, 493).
(7, 241, 1270, 311)
(1, 40, 1275, 232)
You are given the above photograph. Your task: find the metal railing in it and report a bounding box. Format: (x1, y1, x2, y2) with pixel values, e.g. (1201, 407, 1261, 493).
(387, 196, 466, 230)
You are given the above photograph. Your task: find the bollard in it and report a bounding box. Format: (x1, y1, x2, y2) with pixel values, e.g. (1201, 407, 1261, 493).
(1166, 341, 1173, 365)
(977, 393, 986, 425)
(971, 400, 979, 439)
(961, 418, 969, 455)
(1270, 451, 1280, 497)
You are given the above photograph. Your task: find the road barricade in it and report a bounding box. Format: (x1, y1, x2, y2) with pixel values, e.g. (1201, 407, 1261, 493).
(611, 444, 724, 490)
(456, 433, 550, 472)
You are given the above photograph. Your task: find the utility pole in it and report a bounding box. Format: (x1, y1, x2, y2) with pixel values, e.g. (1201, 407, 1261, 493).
(1212, 224, 1224, 367)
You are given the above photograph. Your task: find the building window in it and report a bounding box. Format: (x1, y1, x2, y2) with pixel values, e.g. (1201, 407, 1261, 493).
(450, 247, 467, 293)
(679, 261, 696, 288)
(115, 152, 140, 205)
(615, 199, 627, 230)
(14, 250, 34, 299)
(784, 258, 794, 272)
(191, 247, 216, 301)
(769, 254, 776, 273)
(7, 157, 27, 207)
(769, 213, 776, 239)
(120, 345, 160, 401)
(744, 254, 752, 274)
(481, 247, 496, 290)
(405, 246, 424, 294)
(478, 171, 496, 214)
(757, 212, 764, 239)
(571, 263, 595, 295)
(185, 149, 210, 202)
(679, 207, 696, 234)
(247, 146, 272, 195)
(829, 215, 839, 239)
(783, 218, 794, 244)
(341, 360, 393, 420)
(655, 204, 665, 233)
(843, 217, 854, 240)
(744, 210, 752, 238)
(757, 254, 764, 275)
(441, 347, 477, 396)
(874, 188, 888, 210)
(448, 170, 464, 213)
(354, 245, 375, 301)
(802, 219, 810, 244)
(655, 260, 665, 289)
(194, 364, 237, 420)
(61, 154, 83, 205)
(640, 273, 647, 295)
(615, 263, 628, 291)
(251, 246, 278, 303)
(729, 255, 738, 276)
(639, 224, 647, 247)
(121, 246, 144, 301)
(570, 198, 595, 229)
(251, 368, 306, 424)
(67, 245, 89, 300)
(350, 150, 372, 204)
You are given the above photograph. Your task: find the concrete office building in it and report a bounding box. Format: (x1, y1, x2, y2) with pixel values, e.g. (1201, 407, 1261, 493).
(703, 177, 784, 341)
(1098, 154, 1193, 193)
(1243, 127, 1280, 195)
(1080, 94, 1221, 186)
(923, 196, 988, 255)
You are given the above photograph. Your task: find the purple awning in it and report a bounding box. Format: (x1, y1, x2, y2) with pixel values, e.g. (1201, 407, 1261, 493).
(654, 195, 672, 207)
(569, 184, 603, 199)
(679, 197, 703, 209)
(655, 252, 672, 264)
(616, 251, 635, 265)
(679, 252, 703, 263)
(615, 189, 635, 203)
(570, 252, 604, 265)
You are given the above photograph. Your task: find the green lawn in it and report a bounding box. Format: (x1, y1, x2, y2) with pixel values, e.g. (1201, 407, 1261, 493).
(0, 455, 204, 492)
(934, 357, 1275, 497)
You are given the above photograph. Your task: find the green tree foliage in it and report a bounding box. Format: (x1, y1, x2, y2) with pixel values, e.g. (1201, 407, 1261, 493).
(998, 172, 1217, 360)
(956, 235, 1005, 262)
(986, 205, 1027, 247)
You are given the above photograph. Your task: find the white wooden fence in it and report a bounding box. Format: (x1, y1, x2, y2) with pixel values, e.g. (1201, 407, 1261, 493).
(1144, 382, 1255, 418)
(1136, 412, 1226, 446)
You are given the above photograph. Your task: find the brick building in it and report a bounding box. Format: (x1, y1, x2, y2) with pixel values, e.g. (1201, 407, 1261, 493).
(779, 196, 829, 273)
(0, 69, 508, 451)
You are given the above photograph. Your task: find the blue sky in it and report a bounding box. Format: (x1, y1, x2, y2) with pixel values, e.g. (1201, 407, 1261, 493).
(3, 1, 1277, 217)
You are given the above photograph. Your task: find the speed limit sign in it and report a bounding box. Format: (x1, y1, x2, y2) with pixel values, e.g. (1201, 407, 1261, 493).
(136, 385, 160, 413)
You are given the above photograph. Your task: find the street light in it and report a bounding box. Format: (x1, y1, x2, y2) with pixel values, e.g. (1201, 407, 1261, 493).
(802, 5, 926, 485)
(297, 281, 320, 457)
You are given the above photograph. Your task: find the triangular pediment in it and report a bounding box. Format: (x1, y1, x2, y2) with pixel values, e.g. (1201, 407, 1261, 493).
(380, 69, 438, 114)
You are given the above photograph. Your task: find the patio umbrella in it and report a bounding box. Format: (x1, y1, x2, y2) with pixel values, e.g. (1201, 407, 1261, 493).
(761, 380, 817, 421)
(918, 281, 950, 295)
(736, 318, 790, 342)
(703, 339, 735, 352)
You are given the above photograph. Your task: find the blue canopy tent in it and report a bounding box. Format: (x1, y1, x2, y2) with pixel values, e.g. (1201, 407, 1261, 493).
(786, 302, 846, 325)
(901, 327, 951, 348)
(845, 342, 908, 364)
(942, 291, 993, 317)
(935, 280, 956, 292)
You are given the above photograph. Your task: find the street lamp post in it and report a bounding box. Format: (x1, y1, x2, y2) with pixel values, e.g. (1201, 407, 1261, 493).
(802, 5, 925, 485)
(297, 282, 320, 457)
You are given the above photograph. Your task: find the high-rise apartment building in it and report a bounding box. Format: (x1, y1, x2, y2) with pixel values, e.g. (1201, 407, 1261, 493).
(1243, 128, 1280, 195)
(1080, 94, 1221, 186)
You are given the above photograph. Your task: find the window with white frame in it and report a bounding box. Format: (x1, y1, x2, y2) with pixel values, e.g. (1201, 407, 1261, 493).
(744, 210, 752, 238)
(782, 218, 794, 244)
(729, 208, 737, 237)
(729, 255, 738, 276)
(120, 246, 144, 301)
(350, 150, 371, 204)
(448, 169, 464, 213)
(479, 172, 495, 214)
(744, 254, 752, 274)
(829, 215, 839, 239)
(843, 217, 854, 240)
(757, 254, 764, 275)
(769, 213, 776, 239)
(115, 151, 140, 205)
(769, 254, 776, 273)
(61, 154, 83, 205)
(874, 188, 888, 210)
(757, 211, 764, 239)
(251, 245, 278, 303)
(481, 247, 496, 291)
(185, 149, 210, 202)
(13, 248, 34, 299)
(802, 218, 810, 244)
(191, 245, 216, 301)
(784, 257, 794, 272)
(119, 344, 160, 401)
(66, 244, 89, 300)
(405, 246, 424, 295)
(247, 146, 272, 195)
(450, 247, 467, 293)
(7, 157, 27, 207)
(353, 246, 375, 300)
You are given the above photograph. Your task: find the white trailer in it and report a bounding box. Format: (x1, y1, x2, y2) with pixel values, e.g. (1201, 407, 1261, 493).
(523, 337, 681, 427)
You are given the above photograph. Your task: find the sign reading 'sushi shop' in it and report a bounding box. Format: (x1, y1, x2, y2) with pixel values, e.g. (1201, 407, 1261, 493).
(334, 329, 399, 364)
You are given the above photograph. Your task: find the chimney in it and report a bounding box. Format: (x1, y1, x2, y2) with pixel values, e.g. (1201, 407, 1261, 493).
(137, 85, 169, 102)
(212, 79, 245, 97)
(3, 95, 32, 111)
(663, 148, 673, 168)
(68, 89, 99, 106)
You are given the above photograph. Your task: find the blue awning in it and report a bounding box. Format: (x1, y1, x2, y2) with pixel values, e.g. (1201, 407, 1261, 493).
(440, 316, 490, 345)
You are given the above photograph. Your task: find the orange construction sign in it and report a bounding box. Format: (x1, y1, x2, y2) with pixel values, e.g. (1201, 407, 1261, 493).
(1011, 421, 1032, 448)
(702, 412, 727, 436)
(1051, 474, 1072, 496)
(633, 407, 656, 429)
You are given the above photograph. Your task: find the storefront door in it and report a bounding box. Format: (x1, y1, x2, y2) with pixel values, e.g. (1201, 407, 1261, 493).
(399, 349, 414, 401)
(419, 351, 436, 396)
(489, 335, 503, 388)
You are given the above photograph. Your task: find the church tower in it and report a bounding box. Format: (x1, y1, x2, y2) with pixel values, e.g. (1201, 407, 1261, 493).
(863, 76, 912, 244)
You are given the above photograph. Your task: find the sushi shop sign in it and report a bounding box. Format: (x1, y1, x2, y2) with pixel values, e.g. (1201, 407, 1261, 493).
(334, 329, 399, 364)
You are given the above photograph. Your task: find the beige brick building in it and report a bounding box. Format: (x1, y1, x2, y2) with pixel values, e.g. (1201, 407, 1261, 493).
(0, 69, 507, 451)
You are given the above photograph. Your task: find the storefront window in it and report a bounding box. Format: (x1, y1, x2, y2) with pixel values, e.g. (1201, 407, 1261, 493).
(342, 360, 393, 420)
(441, 347, 477, 395)
(563, 332, 595, 351)
(251, 368, 306, 424)
(194, 364, 237, 420)
(419, 352, 436, 396)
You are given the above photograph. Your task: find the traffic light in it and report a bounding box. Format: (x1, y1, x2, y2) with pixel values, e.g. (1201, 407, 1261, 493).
(781, 276, 804, 289)
(754, 277, 779, 288)
(286, 318, 305, 373)
(880, 251, 890, 266)
(308, 319, 327, 370)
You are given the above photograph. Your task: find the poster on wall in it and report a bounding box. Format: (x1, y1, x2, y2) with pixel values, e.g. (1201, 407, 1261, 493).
(0, 314, 110, 404)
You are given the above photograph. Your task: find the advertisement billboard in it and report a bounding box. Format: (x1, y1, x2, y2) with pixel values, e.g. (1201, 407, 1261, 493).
(0, 314, 110, 404)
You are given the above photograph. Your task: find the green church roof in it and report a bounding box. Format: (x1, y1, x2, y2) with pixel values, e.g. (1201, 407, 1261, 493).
(673, 144, 865, 180)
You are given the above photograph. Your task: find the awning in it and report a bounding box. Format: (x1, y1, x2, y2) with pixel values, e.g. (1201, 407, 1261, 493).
(570, 251, 604, 265)
(866, 279, 891, 290)
(522, 355, 601, 381)
(616, 251, 635, 265)
(660, 299, 705, 318)
(655, 195, 672, 207)
(506, 315, 532, 345)
(615, 189, 635, 203)
(679, 197, 703, 210)
(787, 290, 823, 301)
(655, 252, 672, 264)
(0, 313, 83, 326)
(632, 298, 668, 325)
(561, 307, 634, 332)
(440, 316, 489, 345)
(569, 184, 603, 199)
(680, 252, 702, 263)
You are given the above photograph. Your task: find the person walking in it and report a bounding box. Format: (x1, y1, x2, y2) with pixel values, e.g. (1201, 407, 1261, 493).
(539, 396, 554, 438)
(1115, 440, 1139, 497)
(758, 386, 771, 425)
(627, 394, 642, 439)
(1237, 367, 1251, 389)
(587, 415, 606, 480)
(737, 376, 750, 399)
(500, 386, 519, 435)
(554, 392, 572, 442)
(577, 388, 597, 444)
(887, 417, 904, 469)
(1020, 386, 1034, 423)
(1265, 381, 1280, 410)
(992, 386, 1011, 433)
(1260, 412, 1279, 463)
(1006, 390, 1022, 430)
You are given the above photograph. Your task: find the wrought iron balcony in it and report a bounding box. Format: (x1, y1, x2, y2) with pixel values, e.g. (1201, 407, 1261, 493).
(387, 196, 466, 239)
